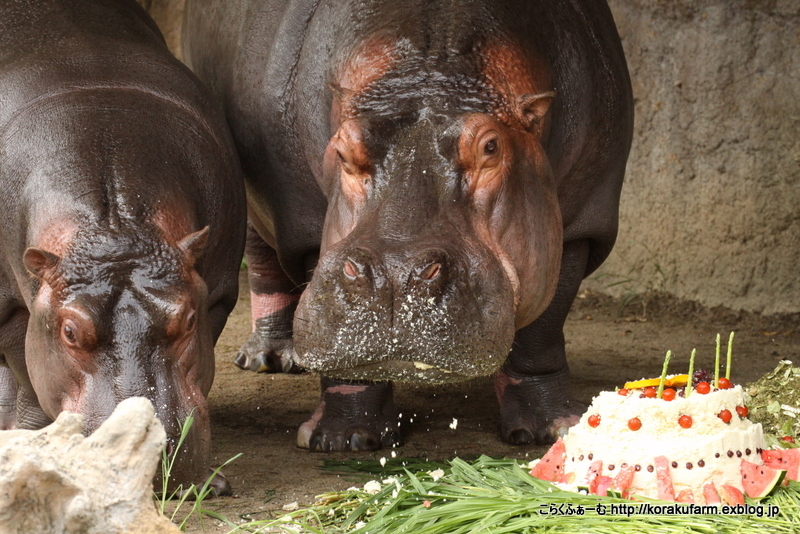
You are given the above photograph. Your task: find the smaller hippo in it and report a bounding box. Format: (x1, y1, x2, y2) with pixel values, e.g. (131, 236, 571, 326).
(0, 0, 246, 493)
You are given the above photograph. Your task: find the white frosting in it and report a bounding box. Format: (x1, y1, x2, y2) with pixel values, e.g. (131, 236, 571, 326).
(562, 385, 765, 502)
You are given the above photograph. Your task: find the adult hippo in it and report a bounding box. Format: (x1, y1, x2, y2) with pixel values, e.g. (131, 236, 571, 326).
(183, 0, 633, 450)
(0, 0, 246, 492)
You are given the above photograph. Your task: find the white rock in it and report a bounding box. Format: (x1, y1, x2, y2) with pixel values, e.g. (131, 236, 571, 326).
(0, 397, 180, 534)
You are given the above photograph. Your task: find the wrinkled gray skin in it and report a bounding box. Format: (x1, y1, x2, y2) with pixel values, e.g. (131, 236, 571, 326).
(0, 0, 246, 494)
(184, 0, 632, 451)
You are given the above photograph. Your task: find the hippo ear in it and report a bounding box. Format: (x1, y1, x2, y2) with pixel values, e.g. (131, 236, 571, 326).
(177, 226, 210, 267)
(23, 247, 61, 286)
(518, 91, 556, 132)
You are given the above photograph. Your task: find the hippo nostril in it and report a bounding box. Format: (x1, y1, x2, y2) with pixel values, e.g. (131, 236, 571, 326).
(165, 440, 175, 457)
(343, 259, 359, 278)
(419, 262, 442, 281)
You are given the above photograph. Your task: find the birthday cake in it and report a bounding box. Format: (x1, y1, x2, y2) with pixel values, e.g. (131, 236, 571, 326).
(529, 337, 795, 503)
(558, 377, 765, 503)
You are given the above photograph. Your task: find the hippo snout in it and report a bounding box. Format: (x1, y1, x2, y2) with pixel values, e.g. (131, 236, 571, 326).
(408, 248, 448, 285)
(339, 246, 450, 301)
(294, 239, 516, 383)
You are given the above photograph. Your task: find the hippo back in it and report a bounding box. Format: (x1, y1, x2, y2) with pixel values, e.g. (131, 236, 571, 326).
(0, 0, 245, 326)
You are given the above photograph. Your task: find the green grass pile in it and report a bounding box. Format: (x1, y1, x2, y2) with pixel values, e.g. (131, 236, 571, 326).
(228, 455, 800, 534)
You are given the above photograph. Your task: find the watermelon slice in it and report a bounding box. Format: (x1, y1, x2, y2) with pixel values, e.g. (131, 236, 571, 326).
(612, 464, 635, 498)
(740, 459, 786, 498)
(577, 459, 603, 492)
(593, 475, 614, 496)
(530, 438, 565, 482)
(703, 483, 721, 505)
(718, 484, 745, 506)
(654, 456, 676, 501)
(675, 489, 694, 503)
(761, 448, 800, 482)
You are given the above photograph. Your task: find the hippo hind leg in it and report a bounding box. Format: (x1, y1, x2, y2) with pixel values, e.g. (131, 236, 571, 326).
(495, 240, 591, 445)
(237, 222, 303, 373)
(297, 378, 402, 452)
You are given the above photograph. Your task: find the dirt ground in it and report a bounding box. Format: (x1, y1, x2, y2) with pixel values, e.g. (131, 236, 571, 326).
(179, 271, 800, 532)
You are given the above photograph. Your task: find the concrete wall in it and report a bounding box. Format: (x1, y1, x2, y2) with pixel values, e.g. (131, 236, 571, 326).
(588, 0, 800, 314)
(141, 0, 800, 314)
(137, 0, 184, 59)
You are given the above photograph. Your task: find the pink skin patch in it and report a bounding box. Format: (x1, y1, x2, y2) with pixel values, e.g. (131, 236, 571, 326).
(151, 203, 194, 247)
(494, 370, 522, 400)
(333, 36, 399, 125)
(297, 400, 326, 448)
(481, 40, 553, 130)
(250, 291, 301, 330)
(296, 385, 369, 448)
(31, 218, 78, 258)
(325, 385, 368, 395)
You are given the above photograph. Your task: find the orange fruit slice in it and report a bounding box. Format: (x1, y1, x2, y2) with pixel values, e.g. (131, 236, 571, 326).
(623, 374, 689, 389)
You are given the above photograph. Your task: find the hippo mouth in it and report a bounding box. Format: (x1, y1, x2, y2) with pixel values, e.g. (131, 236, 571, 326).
(293, 230, 519, 384)
(305, 359, 474, 384)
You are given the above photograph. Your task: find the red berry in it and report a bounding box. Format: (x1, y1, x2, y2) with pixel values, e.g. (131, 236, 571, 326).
(618, 388, 629, 396)
(643, 386, 657, 398)
(718, 409, 732, 424)
(588, 414, 601, 428)
(628, 417, 642, 431)
(736, 405, 749, 418)
(695, 382, 711, 395)
(661, 388, 676, 401)
(718, 377, 732, 389)
(678, 415, 693, 429)
(781, 436, 796, 444)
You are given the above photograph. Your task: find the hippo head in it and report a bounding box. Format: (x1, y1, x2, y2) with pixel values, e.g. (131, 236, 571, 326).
(22, 222, 215, 491)
(294, 37, 563, 382)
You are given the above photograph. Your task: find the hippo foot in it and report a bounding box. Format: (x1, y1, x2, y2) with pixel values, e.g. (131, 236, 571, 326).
(297, 380, 402, 452)
(495, 370, 584, 445)
(164, 468, 232, 500)
(234, 332, 302, 374)
(0, 410, 16, 430)
(199, 468, 233, 498)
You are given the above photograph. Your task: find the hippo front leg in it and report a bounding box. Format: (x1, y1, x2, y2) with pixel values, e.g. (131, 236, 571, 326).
(297, 378, 402, 452)
(0, 308, 52, 430)
(496, 240, 590, 445)
(236, 222, 303, 373)
(0, 366, 17, 429)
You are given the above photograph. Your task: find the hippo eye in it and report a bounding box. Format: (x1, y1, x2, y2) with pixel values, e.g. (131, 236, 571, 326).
(58, 311, 97, 352)
(62, 321, 78, 347)
(484, 139, 498, 155)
